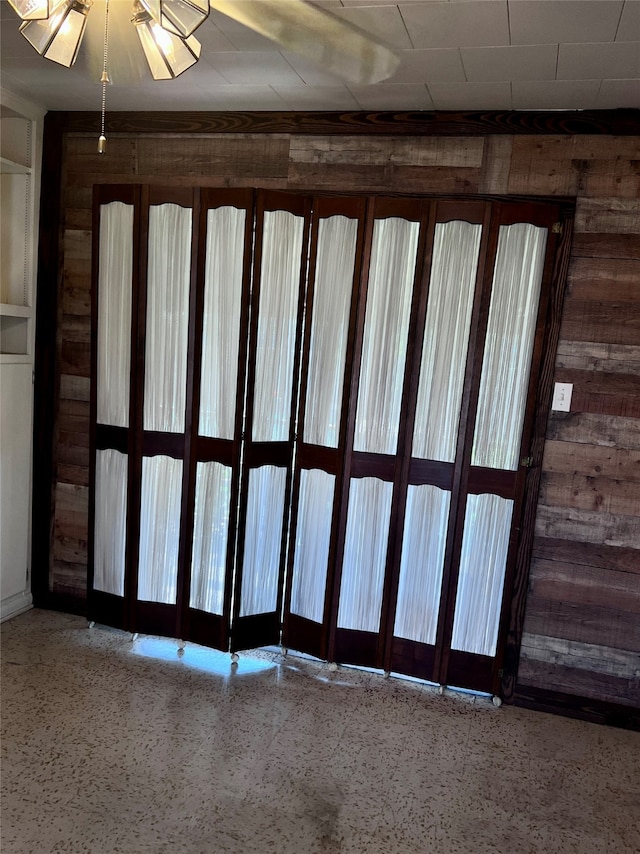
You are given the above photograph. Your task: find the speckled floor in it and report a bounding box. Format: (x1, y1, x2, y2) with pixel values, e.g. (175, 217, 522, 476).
(2, 609, 639, 854)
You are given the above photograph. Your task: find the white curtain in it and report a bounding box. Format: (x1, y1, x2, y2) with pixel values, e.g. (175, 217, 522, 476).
(252, 210, 304, 443)
(240, 465, 287, 616)
(353, 218, 419, 455)
(451, 493, 514, 657)
(189, 461, 232, 615)
(394, 485, 450, 645)
(472, 223, 547, 470)
(93, 449, 127, 597)
(290, 469, 335, 623)
(143, 204, 192, 434)
(199, 206, 246, 439)
(412, 221, 482, 462)
(97, 202, 133, 427)
(303, 216, 358, 448)
(138, 455, 183, 605)
(337, 477, 394, 633)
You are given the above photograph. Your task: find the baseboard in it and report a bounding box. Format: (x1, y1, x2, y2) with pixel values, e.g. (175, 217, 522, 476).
(510, 684, 640, 731)
(32, 590, 88, 618)
(1, 590, 33, 623)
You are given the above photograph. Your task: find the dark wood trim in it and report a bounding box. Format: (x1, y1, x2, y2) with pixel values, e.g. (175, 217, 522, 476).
(55, 109, 640, 136)
(326, 197, 375, 663)
(31, 112, 65, 607)
(175, 187, 200, 642)
(490, 203, 563, 696)
(433, 201, 496, 684)
(511, 685, 640, 731)
(380, 199, 433, 673)
(35, 592, 88, 618)
(501, 209, 575, 701)
(230, 190, 312, 651)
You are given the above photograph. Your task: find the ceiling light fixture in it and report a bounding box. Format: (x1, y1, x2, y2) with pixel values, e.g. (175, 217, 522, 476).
(14, 0, 205, 154)
(132, 1, 202, 80)
(8, 0, 52, 20)
(140, 0, 209, 39)
(20, 0, 92, 68)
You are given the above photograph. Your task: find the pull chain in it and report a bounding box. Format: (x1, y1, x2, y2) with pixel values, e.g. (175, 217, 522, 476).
(98, 0, 110, 154)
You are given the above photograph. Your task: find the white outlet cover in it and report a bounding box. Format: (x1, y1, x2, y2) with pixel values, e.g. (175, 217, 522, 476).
(552, 382, 573, 412)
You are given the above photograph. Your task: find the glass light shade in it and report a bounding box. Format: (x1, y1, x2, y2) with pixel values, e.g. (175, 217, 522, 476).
(133, 2, 201, 79)
(8, 0, 51, 20)
(141, 0, 209, 38)
(20, 0, 91, 67)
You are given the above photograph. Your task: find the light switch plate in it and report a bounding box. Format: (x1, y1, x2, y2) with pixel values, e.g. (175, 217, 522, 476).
(552, 382, 573, 412)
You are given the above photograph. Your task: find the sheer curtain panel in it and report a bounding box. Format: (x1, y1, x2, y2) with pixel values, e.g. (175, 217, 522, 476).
(138, 455, 183, 605)
(304, 215, 358, 448)
(252, 210, 304, 443)
(412, 221, 481, 462)
(472, 223, 547, 470)
(97, 202, 133, 427)
(199, 206, 246, 439)
(143, 204, 192, 434)
(93, 449, 128, 597)
(189, 461, 232, 615)
(354, 218, 419, 455)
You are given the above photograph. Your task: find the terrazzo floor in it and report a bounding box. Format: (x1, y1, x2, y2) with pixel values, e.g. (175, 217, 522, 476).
(2, 609, 639, 854)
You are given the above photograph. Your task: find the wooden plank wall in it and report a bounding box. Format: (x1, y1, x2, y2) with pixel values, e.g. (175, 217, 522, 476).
(51, 129, 640, 709)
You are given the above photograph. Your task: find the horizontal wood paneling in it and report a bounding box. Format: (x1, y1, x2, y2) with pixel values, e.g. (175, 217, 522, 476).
(531, 536, 640, 573)
(38, 114, 640, 718)
(571, 233, 640, 260)
(523, 596, 640, 653)
(518, 658, 640, 707)
(535, 505, 640, 549)
(528, 558, 640, 612)
(545, 412, 640, 450)
(540, 472, 639, 516)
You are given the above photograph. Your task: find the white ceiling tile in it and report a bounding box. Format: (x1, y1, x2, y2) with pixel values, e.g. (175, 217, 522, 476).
(207, 9, 282, 51)
(512, 79, 601, 109)
(399, 1, 510, 49)
(390, 49, 466, 83)
(272, 85, 361, 109)
(330, 5, 413, 49)
(558, 41, 640, 80)
(348, 83, 434, 108)
(596, 78, 640, 106)
(616, 1, 640, 41)
(191, 21, 241, 53)
(208, 52, 304, 85)
(428, 81, 512, 108)
(280, 52, 348, 85)
(509, 1, 624, 45)
(461, 44, 558, 82)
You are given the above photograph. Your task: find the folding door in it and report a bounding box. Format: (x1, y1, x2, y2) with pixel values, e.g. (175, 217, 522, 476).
(89, 186, 567, 695)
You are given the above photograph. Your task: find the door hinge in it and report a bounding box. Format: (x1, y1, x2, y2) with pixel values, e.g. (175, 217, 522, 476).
(520, 455, 533, 468)
(552, 222, 563, 234)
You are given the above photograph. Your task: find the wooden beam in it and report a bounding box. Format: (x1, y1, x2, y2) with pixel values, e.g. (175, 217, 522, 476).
(53, 109, 640, 137)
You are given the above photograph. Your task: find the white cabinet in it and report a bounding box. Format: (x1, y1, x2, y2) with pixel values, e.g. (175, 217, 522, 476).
(1, 89, 44, 621)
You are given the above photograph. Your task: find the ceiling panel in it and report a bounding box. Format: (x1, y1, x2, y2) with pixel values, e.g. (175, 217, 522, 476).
(557, 42, 640, 80)
(597, 78, 640, 106)
(427, 81, 512, 109)
(347, 82, 434, 109)
(331, 5, 413, 49)
(617, 2, 640, 40)
(400, 1, 511, 49)
(390, 49, 466, 84)
(509, 1, 624, 45)
(512, 79, 602, 109)
(461, 44, 558, 82)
